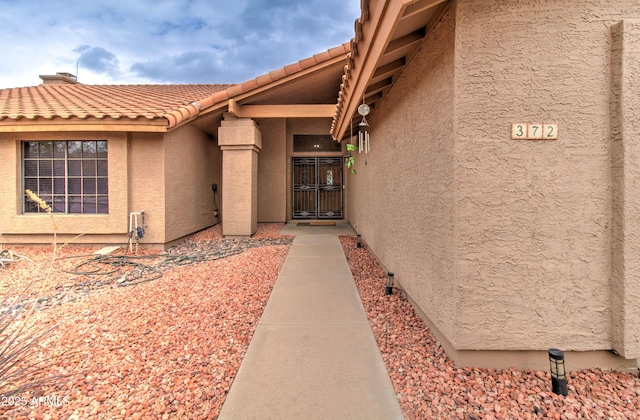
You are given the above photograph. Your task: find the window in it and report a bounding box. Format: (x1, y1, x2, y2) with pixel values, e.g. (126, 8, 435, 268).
(23, 140, 108, 214)
(293, 135, 341, 153)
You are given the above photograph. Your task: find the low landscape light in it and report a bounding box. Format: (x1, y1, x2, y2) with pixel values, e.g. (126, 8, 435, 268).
(385, 272, 394, 295)
(548, 348, 568, 396)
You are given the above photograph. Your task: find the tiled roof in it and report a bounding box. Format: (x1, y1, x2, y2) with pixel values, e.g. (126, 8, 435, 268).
(0, 42, 350, 131)
(0, 84, 231, 128)
(199, 42, 350, 110)
(331, 0, 448, 140)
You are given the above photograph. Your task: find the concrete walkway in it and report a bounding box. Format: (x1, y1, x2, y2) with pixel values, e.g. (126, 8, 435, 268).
(218, 222, 403, 420)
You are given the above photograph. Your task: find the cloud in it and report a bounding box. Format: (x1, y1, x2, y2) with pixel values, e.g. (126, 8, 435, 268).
(130, 0, 358, 84)
(130, 50, 232, 84)
(74, 46, 121, 79)
(0, 0, 360, 88)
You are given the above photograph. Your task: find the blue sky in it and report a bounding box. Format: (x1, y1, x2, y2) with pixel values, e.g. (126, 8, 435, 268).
(0, 0, 360, 88)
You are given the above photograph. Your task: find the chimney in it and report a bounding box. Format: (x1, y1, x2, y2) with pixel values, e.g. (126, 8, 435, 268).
(39, 72, 79, 85)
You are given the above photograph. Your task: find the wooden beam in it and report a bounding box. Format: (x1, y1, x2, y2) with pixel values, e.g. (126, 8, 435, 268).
(372, 58, 406, 80)
(332, 0, 402, 140)
(228, 100, 336, 118)
(200, 53, 349, 118)
(402, 0, 448, 19)
(332, 0, 448, 140)
(384, 28, 426, 55)
(228, 98, 242, 117)
(365, 78, 393, 96)
(365, 92, 383, 104)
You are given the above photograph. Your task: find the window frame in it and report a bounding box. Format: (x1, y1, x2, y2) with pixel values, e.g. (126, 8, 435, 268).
(22, 140, 109, 215)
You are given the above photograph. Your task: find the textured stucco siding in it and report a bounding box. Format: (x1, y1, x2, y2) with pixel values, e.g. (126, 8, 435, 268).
(347, 0, 640, 363)
(347, 6, 457, 341)
(258, 119, 287, 222)
(219, 118, 261, 236)
(163, 126, 220, 243)
(454, 0, 640, 351)
(127, 133, 166, 245)
(610, 20, 640, 358)
(0, 132, 129, 243)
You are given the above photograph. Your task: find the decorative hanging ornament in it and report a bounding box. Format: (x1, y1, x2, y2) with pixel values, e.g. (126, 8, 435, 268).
(357, 98, 370, 154)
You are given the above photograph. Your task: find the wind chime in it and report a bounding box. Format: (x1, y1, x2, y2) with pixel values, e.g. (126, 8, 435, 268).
(357, 95, 370, 154)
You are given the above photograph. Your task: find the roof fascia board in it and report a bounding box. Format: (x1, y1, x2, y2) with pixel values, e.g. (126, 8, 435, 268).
(0, 121, 167, 133)
(333, 0, 405, 140)
(332, 0, 447, 140)
(198, 53, 349, 119)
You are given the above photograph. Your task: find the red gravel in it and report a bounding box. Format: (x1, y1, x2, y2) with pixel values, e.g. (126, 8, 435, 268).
(340, 235, 640, 420)
(0, 223, 290, 419)
(1, 227, 638, 419)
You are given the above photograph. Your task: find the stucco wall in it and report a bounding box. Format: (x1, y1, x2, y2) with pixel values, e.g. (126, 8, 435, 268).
(164, 125, 220, 243)
(218, 118, 261, 236)
(126, 132, 166, 245)
(257, 118, 287, 222)
(346, 5, 457, 341)
(610, 20, 640, 358)
(453, 0, 640, 353)
(347, 0, 640, 365)
(0, 128, 220, 248)
(0, 132, 128, 244)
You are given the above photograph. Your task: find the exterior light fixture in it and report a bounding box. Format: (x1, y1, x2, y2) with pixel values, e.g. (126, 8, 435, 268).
(356, 234, 362, 248)
(548, 348, 568, 396)
(385, 272, 394, 295)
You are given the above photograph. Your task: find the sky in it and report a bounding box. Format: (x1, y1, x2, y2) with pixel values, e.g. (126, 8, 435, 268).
(0, 0, 360, 89)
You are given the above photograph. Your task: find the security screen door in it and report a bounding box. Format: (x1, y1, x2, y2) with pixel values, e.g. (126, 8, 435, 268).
(292, 157, 343, 219)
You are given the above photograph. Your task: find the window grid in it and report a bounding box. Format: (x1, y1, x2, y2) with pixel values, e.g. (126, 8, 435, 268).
(23, 141, 108, 214)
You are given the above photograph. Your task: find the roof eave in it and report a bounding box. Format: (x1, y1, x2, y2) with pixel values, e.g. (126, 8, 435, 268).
(331, 0, 449, 141)
(0, 116, 169, 133)
(196, 44, 351, 119)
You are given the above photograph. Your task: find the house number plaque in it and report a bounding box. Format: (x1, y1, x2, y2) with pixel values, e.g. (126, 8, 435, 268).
(512, 123, 558, 140)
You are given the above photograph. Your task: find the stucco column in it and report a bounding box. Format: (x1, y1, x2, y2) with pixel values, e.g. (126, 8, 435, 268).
(610, 20, 640, 359)
(218, 115, 262, 237)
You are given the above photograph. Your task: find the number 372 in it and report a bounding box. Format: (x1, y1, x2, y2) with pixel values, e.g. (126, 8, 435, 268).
(512, 123, 558, 140)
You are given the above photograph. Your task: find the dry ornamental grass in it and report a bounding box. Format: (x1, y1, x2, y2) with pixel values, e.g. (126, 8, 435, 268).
(0, 224, 291, 419)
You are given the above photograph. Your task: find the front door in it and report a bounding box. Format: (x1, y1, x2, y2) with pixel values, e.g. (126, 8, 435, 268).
(292, 157, 343, 219)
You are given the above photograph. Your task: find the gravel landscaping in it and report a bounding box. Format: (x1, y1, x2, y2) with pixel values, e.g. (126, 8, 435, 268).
(0, 224, 638, 419)
(0, 224, 291, 419)
(340, 235, 640, 420)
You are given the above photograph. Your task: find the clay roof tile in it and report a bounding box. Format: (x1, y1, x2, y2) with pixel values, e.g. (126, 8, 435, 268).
(0, 44, 352, 130)
(0, 84, 232, 129)
(298, 56, 318, 70)
(240, 79, 259, 92)
(284, 63, 303, 75)
(255, 74, 273, 87)
(268, 68, 287, 81)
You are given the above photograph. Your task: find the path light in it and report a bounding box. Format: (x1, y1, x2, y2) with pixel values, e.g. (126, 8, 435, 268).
(385, 272, 394, 295)
(548, 348, 568, 396)
(356, 234, 362, 248)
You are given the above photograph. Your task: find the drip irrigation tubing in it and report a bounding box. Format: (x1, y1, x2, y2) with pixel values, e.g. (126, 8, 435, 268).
(55, 237, 292, 287)
(2, 237, 293, 312)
